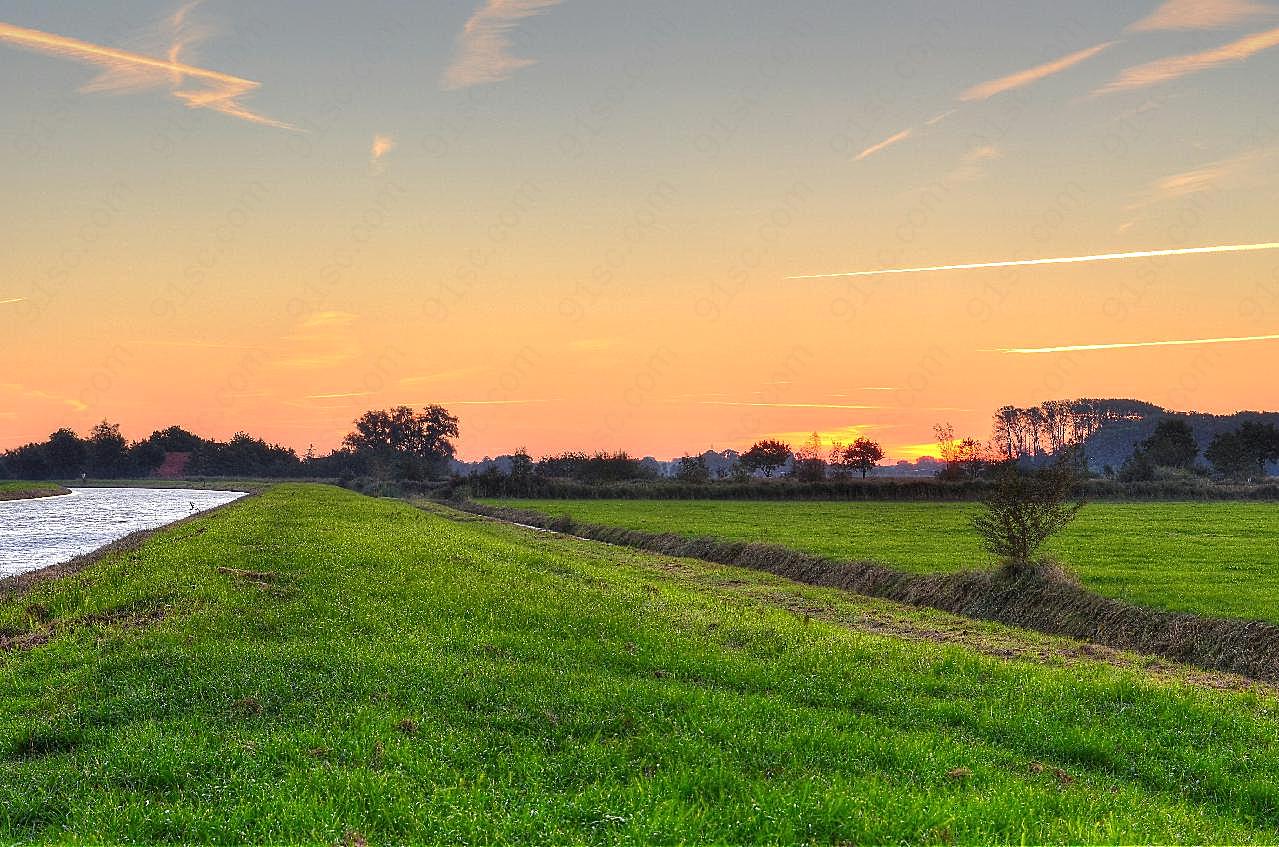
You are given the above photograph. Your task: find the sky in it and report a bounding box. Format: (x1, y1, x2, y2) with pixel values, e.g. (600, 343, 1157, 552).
(2, 0, 1278, 461)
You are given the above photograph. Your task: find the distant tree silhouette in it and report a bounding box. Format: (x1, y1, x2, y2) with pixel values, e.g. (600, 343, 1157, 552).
(675, 455, 711, 483)
(1139, 419, 1198, 469)
(741, 439, 792, 478)
(45, 428, 86, 478)
(147, 425, 204, 452)
(791, 433, 827, 482)
(843, 437, 885, 479)
(343, 405, 460, 479)
(1206, 423, 1279, 478)
(509, 448, 534, 479)
(934, 423, 988, 481)
(87, 421, 129, 478)
(1238, 422, 1279, 475)
(1118, 448, 1156, 482)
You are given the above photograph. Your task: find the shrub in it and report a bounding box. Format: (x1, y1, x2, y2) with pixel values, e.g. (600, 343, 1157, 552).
(972, 458, 1084, 576)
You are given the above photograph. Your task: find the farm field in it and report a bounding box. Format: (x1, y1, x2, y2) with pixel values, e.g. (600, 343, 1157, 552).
(4, 485, 1279, 843)
(483, 499, 1279, 624)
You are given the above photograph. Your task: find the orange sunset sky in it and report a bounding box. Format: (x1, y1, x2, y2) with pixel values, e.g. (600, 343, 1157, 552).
(2, 0, 1278, 460)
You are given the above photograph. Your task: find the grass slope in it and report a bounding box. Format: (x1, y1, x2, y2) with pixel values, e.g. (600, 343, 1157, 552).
(2, 485, 1279, 843)
(0, 482, 70, 502)
(487, 499, 1279, 624)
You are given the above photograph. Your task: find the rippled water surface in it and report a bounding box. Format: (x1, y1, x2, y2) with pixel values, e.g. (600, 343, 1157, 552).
(0, 488, 246, 577)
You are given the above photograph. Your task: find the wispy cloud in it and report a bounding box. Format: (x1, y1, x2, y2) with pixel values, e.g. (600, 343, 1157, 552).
(296, 311, 357, 330)
(1123, 147, 1276, 226)
(789, 242, 1279, 280)
(276, 312, 360, 368)
(856, 42, 1112, 164)
(699, 401, 886, 411)
(370, 134, 395, 173)
(1131, 0, 1277, 31)
(1096, 25, 1279, 94)
(998, 332, 1279, 354)
(948, 144, 1003, 183)
(0, 383, 88, 413)
(305, 391, 373, 400)
(0, 12, 295, 130)
(441, 0, 563, 90)
(133, 338, 261, 350)
(959, 41, 1116, 102)
(854, 128, 913, 162)
(400, 368, 481, 385)
(764, 424, 888, 446)
(439, 399, 557, 405)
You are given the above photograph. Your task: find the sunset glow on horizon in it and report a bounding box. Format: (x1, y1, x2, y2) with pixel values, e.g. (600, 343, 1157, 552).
(3, 1, 1278, 462)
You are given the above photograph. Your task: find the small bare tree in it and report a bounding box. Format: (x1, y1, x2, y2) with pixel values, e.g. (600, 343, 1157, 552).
(972, 456, 1084, 577)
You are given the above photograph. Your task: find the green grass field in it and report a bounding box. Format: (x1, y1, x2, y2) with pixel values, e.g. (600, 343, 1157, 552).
(4, 485, 1279, 843)
(0, 482, 70, 501)
(483, 499, 1279, 625)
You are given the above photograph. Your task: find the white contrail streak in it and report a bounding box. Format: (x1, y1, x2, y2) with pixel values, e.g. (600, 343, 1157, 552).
(999, 332, 1279, 354)
(788, 241, 1279, 280)
(0, 298, 24, 306)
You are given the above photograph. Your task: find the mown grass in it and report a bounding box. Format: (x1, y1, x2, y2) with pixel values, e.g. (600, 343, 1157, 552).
(0, 482, 70, 501)
(487, 499, 1279, 625)
(4, 485, 1279, 843)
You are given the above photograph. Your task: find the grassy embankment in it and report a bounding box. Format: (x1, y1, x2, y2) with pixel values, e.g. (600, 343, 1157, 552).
(3, 485, 1279, 842)
(485, 499, 1279, 624)
(0, 482, 70, 502)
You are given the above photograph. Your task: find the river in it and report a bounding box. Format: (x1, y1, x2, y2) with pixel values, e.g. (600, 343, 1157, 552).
(0, 487, 246, 578)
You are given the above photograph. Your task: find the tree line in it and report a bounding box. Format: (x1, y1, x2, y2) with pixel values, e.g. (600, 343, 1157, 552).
(1118, 418, 1279, 482)
(944, 401, 1279, 483)
(5, 398, 1276, 487)
(0, 405, 461, 482)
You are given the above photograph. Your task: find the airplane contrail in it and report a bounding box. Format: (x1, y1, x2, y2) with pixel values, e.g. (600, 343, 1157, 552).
(0, 20, 295, 130)
(999, 332, 1279, 354)
(0, 298, 24, 306)
(788, 241, 1279, 280)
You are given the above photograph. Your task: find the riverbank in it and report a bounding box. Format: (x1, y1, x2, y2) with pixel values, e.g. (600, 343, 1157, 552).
(4, 484, 1279, 842)
(0, 482, 70, 502)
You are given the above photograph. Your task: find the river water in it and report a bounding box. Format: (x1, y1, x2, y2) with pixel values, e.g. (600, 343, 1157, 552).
(0, 487, 246, 578)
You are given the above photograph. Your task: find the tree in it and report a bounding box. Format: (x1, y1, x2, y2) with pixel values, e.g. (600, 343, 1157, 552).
(842, 437, 885, 479)
(740, 439, 792, 478)
(127, 439, 167, 477)
(675, 455, 711, 484)
(1206, 423, 1279, 479)
(1139, 418, 1198, 469)
(86, 420, 128, 478)
(934, 423, 988, 481)
(972, 456, 1085, 576)
(147, 425, 204, 452)
(509, 448, 534, 480)
(1206, 431, 1255, 479)
(343, 405, 460, 479)
(44, 428, 86, 478)
(791, 433, 827, 482)
(1118, 447, 1155, 483)
(1238, 422, 1279, 476)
